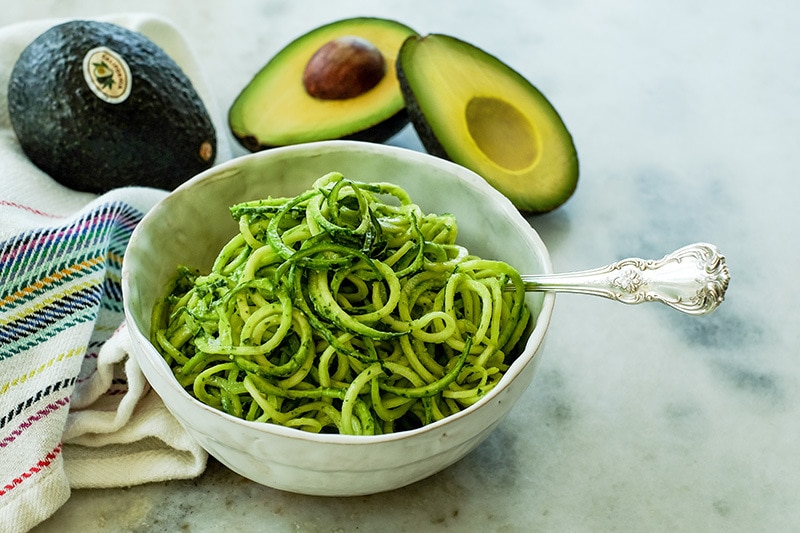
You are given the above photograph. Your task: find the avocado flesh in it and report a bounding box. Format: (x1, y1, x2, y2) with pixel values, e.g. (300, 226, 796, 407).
(7, 20, 217, 194)
(397, 34, 579, 214)
(229, 17, 417, 151)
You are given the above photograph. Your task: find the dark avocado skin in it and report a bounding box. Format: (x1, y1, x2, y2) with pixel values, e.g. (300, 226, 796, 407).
(339, 107, 410, 144)
(236, 107, 410, 152)
(7, 20, 217, 193)
(395, 61, 448, 160)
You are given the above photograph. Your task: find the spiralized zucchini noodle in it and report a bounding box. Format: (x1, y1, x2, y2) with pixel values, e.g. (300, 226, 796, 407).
(153, 171, 532, 435)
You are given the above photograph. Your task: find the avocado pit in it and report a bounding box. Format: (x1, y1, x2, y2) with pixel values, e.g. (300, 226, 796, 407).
(303, 36, 386, 100)
(465, 96, 538, 172)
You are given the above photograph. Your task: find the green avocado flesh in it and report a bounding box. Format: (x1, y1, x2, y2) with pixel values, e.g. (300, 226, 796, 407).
(397, 34, 579, 214)
(7, 20, 217, 194)
(229, 17, 418, 151)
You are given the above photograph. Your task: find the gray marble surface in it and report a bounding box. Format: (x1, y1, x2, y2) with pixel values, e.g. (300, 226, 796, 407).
(4, 0, 797, 531)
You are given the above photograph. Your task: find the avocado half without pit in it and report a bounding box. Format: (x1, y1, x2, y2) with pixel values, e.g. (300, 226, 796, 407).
(229, 17, 418, 151)
(397, 34, 579, 214)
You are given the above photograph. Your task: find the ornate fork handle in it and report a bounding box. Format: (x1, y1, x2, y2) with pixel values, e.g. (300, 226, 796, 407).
(517, 243, 730, 315)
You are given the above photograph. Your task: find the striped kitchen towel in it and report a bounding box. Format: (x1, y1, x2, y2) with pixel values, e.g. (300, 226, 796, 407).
(0, 14, 229, 532)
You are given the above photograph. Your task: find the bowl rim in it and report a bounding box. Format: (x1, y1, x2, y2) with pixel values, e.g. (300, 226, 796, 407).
(122, 140, 556, 445)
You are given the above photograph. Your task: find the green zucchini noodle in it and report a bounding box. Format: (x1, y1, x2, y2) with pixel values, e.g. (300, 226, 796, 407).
(152, 171, 532, 435)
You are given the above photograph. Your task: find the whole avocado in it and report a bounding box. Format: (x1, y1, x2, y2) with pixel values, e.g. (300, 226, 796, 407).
(7, 20, 217, 193)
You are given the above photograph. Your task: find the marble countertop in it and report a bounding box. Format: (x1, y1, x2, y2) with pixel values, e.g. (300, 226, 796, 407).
(4, 0, 797, 531)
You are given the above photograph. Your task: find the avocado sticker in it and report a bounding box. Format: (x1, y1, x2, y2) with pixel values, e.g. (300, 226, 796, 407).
(82, 46, 131, 103)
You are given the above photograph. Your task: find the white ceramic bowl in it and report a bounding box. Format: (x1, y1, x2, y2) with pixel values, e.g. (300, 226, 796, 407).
(122, 140, 554, 496)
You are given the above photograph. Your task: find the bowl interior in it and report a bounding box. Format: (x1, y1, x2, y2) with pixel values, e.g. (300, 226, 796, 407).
(125, 141, 552, 343)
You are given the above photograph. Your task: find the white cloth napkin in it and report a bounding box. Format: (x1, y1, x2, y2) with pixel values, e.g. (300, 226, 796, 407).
(0, 13, 231, 532)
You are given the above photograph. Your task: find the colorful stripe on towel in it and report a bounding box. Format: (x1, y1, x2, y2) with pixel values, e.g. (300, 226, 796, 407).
(0, 199, 146, 502)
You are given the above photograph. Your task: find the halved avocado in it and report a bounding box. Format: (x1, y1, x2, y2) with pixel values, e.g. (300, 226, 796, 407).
(229, 17, 418, 151)
(397, 34, 579, 214)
